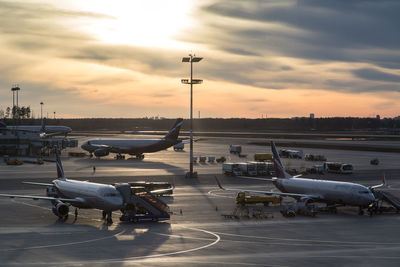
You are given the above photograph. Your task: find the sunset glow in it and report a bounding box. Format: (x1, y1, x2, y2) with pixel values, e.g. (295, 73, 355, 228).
(0, 0, 399, 118)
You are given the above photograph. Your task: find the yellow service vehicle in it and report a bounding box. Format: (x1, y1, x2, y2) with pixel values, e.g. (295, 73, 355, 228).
(254, 153, 273, 161)
(6, 158, 23, 165)
(236, 191, 280, 206)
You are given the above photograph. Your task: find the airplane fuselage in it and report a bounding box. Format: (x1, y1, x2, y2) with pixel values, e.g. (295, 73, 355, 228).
(5, 125, 71, 134)
(81, 138, 179, 155)
(53, 179, 124, 211)
(273, 177, 375, 206)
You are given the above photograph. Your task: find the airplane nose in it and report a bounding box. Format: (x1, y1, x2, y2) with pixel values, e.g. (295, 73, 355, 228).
(109, 197, 124, 210)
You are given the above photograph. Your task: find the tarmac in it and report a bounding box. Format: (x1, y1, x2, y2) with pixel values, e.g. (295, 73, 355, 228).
(0, 135, 400, 266)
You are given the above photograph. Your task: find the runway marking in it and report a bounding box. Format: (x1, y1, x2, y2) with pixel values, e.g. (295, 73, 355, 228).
(213, 230, 400, 246)
(2, 200, 224, 265)
(5, 227, 222, 266)
(0, 230, 126, 252)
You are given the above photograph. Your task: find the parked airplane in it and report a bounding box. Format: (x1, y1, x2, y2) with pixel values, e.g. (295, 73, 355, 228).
(81, 118, 184, 159)
(0, 150, 173, 223)
(216, 141, 386, 215)
(0, 117, 71, 137)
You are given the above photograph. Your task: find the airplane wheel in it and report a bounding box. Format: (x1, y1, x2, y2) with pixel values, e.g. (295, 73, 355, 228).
(58, 215, 68, 222)
(152, 217, 158, 222)
(358, 209, 364, 216)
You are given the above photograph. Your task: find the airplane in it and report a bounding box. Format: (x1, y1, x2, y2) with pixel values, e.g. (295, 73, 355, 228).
(0, 150, 173, 224)
(0, 117, 71, 138)
(81, 118, 184, 159)
(216, 141, 387, 215)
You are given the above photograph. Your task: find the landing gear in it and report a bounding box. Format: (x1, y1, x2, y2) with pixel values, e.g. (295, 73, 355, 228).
(102, 210, 113, 224)
(358, 207, 364, 216)
(58, 214, 68, 222)
(367, 202, 378, 217)
(116, 154, 125, 160)
(89, 153, 93, 158)
(136, 154, 144, 160)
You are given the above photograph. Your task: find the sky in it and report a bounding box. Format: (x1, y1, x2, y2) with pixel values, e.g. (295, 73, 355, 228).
(0, 0, 399, 119)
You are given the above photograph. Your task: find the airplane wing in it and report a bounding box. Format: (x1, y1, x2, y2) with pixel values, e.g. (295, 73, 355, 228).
(88, 143, 112, 149)
(22, 182, 53, 186)
(0, 193, 84, 204)
(180, 138, 200, 144)
(215, 177, 321, 199)
(150, 186, 175, 195)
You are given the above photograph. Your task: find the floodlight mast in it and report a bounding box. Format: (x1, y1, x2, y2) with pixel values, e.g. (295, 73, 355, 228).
(181, 54, 203, 178)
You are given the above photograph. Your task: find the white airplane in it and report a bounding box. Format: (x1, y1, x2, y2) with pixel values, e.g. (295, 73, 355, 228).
(217, 141, 386, 215)
(0, 150, 173, 223)
(0, 117, 71, 138)
(81, 118, 184, 159)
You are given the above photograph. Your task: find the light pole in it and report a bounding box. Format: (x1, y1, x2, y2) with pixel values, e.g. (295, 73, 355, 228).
(40, 102, 44, 119)
(54, 111, 56, 119)
(11, 85, 20, 119)
(181, 54, 203, 178)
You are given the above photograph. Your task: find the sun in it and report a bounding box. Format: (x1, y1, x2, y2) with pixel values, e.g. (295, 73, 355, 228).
(80, 0, 197, 48)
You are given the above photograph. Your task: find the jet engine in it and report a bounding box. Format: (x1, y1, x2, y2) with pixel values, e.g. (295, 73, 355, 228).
(52, 202, 69, 218)
(94, 148, 109, 157)
(299, 197, 314, 205)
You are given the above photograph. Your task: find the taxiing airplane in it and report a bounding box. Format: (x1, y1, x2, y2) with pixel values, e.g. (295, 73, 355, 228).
(0, 117, 71, 138)
(0, 150, 173, 223)
(217, 141, 387, 215)
(81, 118, 184, 159)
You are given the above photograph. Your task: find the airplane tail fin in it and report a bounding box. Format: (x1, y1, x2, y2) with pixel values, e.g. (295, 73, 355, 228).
(164, 118, 183, 140)
(271, 141, 292, 179)
(41, 117, 46, 132)
(370, 172, 388, 190)
(55, 149, 66, 180)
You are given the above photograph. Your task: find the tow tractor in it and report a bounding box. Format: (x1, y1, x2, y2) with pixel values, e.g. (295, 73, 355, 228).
(120, 207, 170, 223)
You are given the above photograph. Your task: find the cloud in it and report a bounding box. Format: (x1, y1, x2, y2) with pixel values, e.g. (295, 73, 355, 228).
(352, 68, 400, 83)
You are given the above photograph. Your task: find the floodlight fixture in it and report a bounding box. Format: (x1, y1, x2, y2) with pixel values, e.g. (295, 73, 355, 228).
(191, 57, 203, 62)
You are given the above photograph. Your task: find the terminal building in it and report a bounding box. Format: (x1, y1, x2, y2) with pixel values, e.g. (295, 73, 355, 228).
(0, 129, 77, 157)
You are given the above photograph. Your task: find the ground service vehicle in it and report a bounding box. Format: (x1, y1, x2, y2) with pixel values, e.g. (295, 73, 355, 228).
(370, 158, 379, 165)
(255, 162, 267, 176)
(254, 153, 273, 161)
(222, 163, 242, 176)
(238, 163, 257, 176)
(323, 162, 353, 174)
(279, 149, 303, 159)
(305, 154, 327, 161)
(216, 156, 226, 163)
(229, 145, 242, 154)
(236, 191, 280, 206)
(173, 142, 184, 151)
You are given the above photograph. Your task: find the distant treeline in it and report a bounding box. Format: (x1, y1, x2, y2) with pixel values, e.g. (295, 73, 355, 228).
(2, 117, 400, 133)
